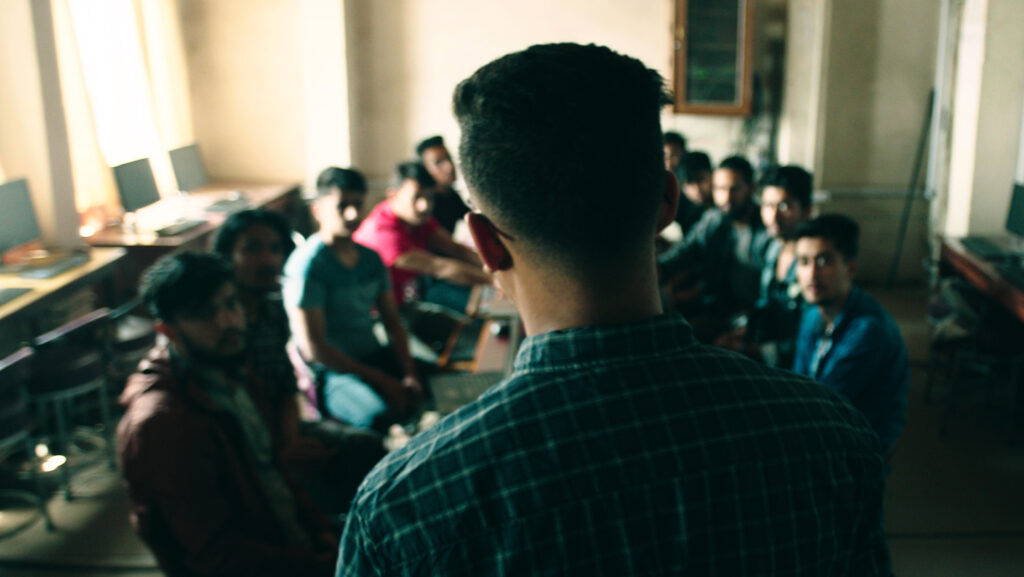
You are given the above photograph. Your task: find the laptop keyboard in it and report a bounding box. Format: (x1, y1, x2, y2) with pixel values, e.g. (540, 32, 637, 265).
(18, 253, 90, 279)
(204, 198, 250, 213)
(960, 236, 1006, 261)
(154, 219, 206, 237)
(0, 287, 32, 306)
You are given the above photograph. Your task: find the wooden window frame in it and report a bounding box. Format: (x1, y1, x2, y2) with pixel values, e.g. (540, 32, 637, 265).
(673, 0, 756, 116)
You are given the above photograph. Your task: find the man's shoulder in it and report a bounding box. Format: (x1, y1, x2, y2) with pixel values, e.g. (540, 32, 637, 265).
(284, 235, 328, 276)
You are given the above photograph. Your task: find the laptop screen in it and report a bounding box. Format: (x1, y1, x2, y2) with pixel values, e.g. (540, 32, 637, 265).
(1006, 182, 1024, 239)
(169, 143, 210, 192)
(0, 179, 43, 253)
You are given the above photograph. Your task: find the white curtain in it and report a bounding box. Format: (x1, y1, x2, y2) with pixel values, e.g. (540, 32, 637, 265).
(54, 0, 193, 229)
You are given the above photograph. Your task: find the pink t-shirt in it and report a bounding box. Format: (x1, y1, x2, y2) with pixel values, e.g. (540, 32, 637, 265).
(353, 200, 440, 304)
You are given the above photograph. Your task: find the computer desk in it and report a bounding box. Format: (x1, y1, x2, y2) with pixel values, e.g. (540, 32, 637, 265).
(939, 235, 1024, 324)
(83, 181, 300, 303)
(84, 182, 299, 249)
(0, 248, 126, 352)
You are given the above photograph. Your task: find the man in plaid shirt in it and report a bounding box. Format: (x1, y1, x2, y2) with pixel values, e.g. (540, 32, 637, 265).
(336, 43, 891, 576)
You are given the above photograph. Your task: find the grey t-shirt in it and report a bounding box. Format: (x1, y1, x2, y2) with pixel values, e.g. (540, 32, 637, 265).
(283, 235, 391, 360)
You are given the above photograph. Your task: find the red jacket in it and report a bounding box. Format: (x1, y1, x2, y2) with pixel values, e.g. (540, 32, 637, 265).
(117, 345, 336, 577)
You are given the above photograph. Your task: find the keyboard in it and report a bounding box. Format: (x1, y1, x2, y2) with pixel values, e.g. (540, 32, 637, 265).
(154, 219, 206, 237)
(0, 287, 31, 306)
(18, 253, 90, 279)
(961, 236, 1006, 261)
(995, 261, 1024, 290)
(204, 197, 250, 213)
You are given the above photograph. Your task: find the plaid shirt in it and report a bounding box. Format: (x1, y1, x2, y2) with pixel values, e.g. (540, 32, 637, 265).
(338, 314, 891, 576)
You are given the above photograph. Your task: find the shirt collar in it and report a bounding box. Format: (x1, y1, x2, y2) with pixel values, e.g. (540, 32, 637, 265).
(512, 313, 699, 373)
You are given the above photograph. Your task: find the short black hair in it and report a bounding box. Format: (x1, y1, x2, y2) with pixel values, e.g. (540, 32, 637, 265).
(684, 151, 712, 182)
(140, 252, 235, 322)
(453, 43, 671, 265)
(663, 131, 686, 150)
(415, 135, 446, 157)
(795, 214, 860, 261)
(718, 155, 755, 187)
(213, 209, 296, 261)
(760, 165, 813, 210)
(392, 161, 437, 189)
(316, 166, 367, 196)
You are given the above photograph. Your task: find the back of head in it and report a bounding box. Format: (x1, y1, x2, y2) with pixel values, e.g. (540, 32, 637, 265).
(760, 165, 813, 210)
(213, 209, 296, 260)
(317, 166, 367, 196)
(392, 161, 437, 189)
(415, 135, 446, 157)
(140, 252, 235, 323)
(453, 43, 671, 266)
(684, 151, 712, 181)
(663, 131, 686, 150)
(795, 214, 860, 261)
(718, 155, 754, 187)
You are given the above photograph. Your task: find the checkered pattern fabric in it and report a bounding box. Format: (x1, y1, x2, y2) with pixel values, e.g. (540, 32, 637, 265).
(338, 314, 891, 576)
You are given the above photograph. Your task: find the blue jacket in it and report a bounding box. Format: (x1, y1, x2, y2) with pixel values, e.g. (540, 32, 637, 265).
(793, 287, 909, 455)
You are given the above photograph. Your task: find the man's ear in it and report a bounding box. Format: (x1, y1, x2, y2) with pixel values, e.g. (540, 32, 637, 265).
(656, 170, 681, 234)
(466, 212, 512, 272)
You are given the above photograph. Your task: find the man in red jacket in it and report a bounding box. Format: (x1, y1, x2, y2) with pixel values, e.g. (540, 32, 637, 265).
(117, 252, 337, 577)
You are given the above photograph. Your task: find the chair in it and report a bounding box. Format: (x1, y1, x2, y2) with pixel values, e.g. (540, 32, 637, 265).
(0, 348, 55, 535)
(30, 308, 116, 500)
(109, 299, 157, 391)
(929, 279, 1024, 441)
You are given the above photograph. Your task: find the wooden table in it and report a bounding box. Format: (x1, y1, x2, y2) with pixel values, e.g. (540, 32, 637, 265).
(83, 182, 300, 303)
(85, 182, 300, 249)
(939, 236, 1024, 324)
(0, 248, 126, 355)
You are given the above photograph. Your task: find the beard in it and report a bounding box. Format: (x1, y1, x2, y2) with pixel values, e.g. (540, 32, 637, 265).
(178, 329, 247, 372)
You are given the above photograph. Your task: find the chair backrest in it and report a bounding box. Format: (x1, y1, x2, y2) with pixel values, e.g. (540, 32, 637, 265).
(0, 347, 33, 444)
(31, 308, 112, 392)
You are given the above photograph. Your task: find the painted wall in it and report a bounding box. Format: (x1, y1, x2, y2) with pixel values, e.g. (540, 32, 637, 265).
(944, 0, 1024, 236)
(818, 0, 940, 190)
(0, 0, 78, 247)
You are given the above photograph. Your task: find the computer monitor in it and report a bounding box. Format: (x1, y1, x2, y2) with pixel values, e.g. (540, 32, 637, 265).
(0, 178, 43, 254)
(1006, 182, 1024, 239)
(113, 158, 161, 213)
(168, 143, 210, 192)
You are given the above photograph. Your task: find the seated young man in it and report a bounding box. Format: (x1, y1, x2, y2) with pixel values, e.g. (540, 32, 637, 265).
(214, 209, 385, 512)
(118, 252, 337, 577)
(284, 167, 425, 432)
(352, 161, 491, 313)
(416, 135, 469, 234)
(658, 155, 772, 341)
(676, 150, 713, 234)
(719, 165, 814, 366)
(792, 214, 909, 459)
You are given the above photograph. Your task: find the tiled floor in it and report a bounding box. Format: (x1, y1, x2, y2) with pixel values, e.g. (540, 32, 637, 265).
(1, 284, 1022, 576)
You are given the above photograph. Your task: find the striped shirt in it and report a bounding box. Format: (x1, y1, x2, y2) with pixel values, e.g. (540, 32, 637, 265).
(338, 314, 891, 576)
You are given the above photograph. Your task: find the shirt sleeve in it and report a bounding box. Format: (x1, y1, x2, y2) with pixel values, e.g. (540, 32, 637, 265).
(336, 508, 382, 576)
(658, 210, 729, 277)
(284, 250, 327, 311)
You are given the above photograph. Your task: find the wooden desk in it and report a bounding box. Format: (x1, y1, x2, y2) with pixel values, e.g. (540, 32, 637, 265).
(85, 182, 300, 249)
(83, 181, 300, 303)
(0, 248, 126, 356)
(939, 235, 1024, 324)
